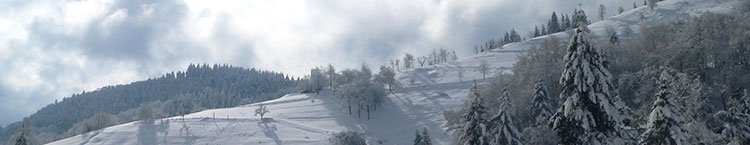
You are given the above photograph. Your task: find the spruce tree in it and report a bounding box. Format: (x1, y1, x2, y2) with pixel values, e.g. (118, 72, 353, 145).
(529, 79, 554, 126)
(459, 83, 488, 145)
(414, 129, 423, 145)
(534, 26, 540, 37)
(639, 71, 687, 145)
(548, 12, 561, 33)
(549, 27, 633, 145)
(487, 86, 525, 145)
(510, 29, 521, 42)
(422, 128, 433, 145)
(572, 9, 590, 29)
(715, 111, 750, 144)
(729, 89, 749, 115)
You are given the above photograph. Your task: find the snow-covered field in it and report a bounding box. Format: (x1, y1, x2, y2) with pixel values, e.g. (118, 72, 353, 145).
(47, 0, 738, 144)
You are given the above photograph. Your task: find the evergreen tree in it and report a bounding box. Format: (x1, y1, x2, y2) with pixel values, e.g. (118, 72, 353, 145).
(549, 28, 633, 145)
(459, 83, 488, 145)
(639, 71, 688, 145)
(422, 128, 433, 145)
(572, 9, 590, 29)
(510, 29, 521, 42)
(548, 12, 561, 33)
(541, 24, 547, 35)
(487, 86, 525, 145)
(414, 129, 423, 145)
(609, 30, 619, 45)
(729, 89, 749, 115)
(534, 26, 540, 37)
(715, 111, 750, 144)
(504, 32, 511, 44)
(562, 15, 571, 30)
(529, 79, 554, 126)
(14, 123, 31, 145)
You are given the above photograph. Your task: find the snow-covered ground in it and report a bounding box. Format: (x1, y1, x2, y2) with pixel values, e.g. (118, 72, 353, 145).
(47, 0, 738, 144)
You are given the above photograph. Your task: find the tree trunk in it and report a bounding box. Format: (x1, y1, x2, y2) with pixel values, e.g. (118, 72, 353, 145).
(367, 105, 371, 120)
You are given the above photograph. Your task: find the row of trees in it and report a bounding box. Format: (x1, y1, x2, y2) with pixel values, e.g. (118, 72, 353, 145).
(2, 64, 298, 144)
(449, 4, 750, 144)
(298, 64, 394, 120)
(532, 9, 590, 38)
(474, 29, 523, 53)
(392, 48, 458, 71)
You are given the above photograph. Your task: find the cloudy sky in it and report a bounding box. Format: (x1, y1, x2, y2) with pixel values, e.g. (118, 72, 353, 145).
(0, 0, 637, 126)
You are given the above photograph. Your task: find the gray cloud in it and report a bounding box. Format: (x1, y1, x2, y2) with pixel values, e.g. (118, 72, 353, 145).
(0, 0, 638, 126)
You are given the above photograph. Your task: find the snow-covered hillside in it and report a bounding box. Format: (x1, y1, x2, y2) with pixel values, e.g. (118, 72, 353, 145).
(47, 0, 738, 144)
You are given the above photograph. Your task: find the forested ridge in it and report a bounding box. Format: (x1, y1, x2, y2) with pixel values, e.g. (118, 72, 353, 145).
(0, 64, 297, 144)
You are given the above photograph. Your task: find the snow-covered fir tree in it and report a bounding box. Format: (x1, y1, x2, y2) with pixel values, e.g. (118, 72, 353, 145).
(549, 27, 633, 145)
(486, 86, 525, 145)
(422, 128, 432, 145)
(459, 83, 489, 145)
(571, 9, 590, 29)
(413, 130, 423, 145)
(529, 79, 554, 126)
(729, 89, 750, 115)
(715, 111, 750, 145)
(413, 128, 433, 145)
(639, 71, 688, 145)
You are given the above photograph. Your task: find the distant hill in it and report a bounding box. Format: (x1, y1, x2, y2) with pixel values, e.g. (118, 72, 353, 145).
(0, 64, 297, 144)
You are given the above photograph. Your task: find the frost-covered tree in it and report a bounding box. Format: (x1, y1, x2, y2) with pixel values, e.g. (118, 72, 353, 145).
(138, 103, 155, 121)
(599, 4, 607, 21)
(549, 28, 633, 145)
(534, 26, 540, 37)
(459, 84, 489, 145)
(375, 65, 396, 92)
(85, 111, 119, 132)
(715, 111, 750, 145)
(648, 0, 657, 10)
(479, 61, 489, 79)
(327, 64, 337, 91)
(331, 131, 366, 145)
(417, 56, 427, 67)
(529, 79, 554, 126)
(639, 71, 688, 145)
(404, 53, 415, 69)
(486, 86, 525, 145)
(298, 67, 328, 94)
(254, 103, 270, 119)
(618, 7, 625, 14)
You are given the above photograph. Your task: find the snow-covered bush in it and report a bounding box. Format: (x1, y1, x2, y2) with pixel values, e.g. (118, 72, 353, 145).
(330, 131, 366, 145)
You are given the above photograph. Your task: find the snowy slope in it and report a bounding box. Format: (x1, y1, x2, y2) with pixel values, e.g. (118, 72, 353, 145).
(47, 0, 738, 144)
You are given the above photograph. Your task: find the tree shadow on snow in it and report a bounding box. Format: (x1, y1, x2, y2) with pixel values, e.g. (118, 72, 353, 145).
(137, 120, 158, 145)
(258, 120, 282, 145)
